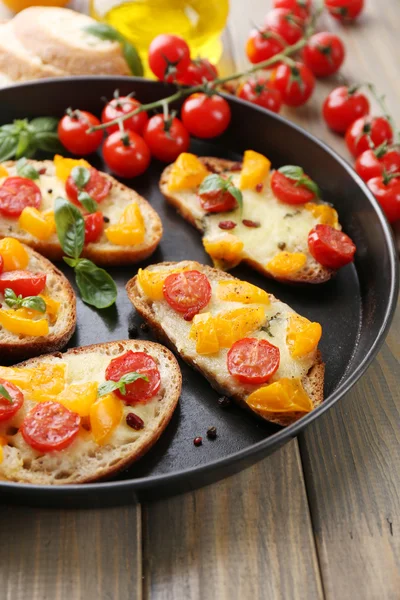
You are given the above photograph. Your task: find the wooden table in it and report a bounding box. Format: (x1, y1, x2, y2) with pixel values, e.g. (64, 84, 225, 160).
(1, 1, 399, 598)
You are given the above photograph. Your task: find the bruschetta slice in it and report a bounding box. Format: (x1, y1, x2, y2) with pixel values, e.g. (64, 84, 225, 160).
(127, 261, 324, 427)
(0, 340, 181, 484)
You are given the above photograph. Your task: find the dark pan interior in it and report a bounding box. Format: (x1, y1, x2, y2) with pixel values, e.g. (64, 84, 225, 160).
(0, 77, 397, 507)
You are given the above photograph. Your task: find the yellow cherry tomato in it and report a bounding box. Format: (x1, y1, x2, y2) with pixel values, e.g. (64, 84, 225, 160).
(32, 382, 98, 417)
(0, 363, 66, 395)
(203, 235, 244, 268)
(0, 238, 29, 271)
(214, 306, 266, 348)
(287, 315, 322, 358)
(266, 252, 307, 278)
(54, 155, 91, 182)
(105, 203, 145, 246)
(19, 207, 55, 241)
(0, 308, 49, 337)
(239, 150, 271, 190)
(216, 280, 270, 305)
(90, 394, 123, 445)
(168, 153, 209, 191)
(305, 203, 339, 228)
(137, 267, 188, 300)
(189, 312, 220, 355)
(246, 378, 313, 414)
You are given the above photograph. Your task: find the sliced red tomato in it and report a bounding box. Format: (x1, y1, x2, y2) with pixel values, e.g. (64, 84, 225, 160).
(163, 270, 212, 321)
(227, 338, 280, 384)
(105, 350, 161, 404)
(0, 379, 24, 422)
(355, 148, 400, 183)
(0, 271, 46, 297)
(66, 168, 112, 207)
(308, 224, 356, 269)
(199, 188, 238, 213)
(84, 211, 104, 244)
(0, 177, 42, 218)
(21, 401, 80, 453)
(271, 170, 315, 204)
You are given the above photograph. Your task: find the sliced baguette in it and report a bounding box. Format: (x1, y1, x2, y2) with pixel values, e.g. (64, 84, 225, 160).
(0, 244, 76, 360)
(0, 160, 163, 266)
(12, 7, 131, 77)
(160, 156, 334, 284)
(0, 340, 181, 484)
(127, 261, 325, 427)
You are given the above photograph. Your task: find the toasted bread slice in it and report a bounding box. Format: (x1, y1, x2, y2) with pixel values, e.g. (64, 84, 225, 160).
(0, 340, 181, 484)
(160, 156, 335, 284)
(0, 244, 76, 361)
(127, 261, 325, 427)
(0, 160, 163, 266)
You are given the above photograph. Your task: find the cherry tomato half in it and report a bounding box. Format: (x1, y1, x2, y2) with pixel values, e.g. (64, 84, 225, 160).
(227, 338, 280, 384)
(325, 0, 364, 21)
(245, 27, 287, 66)
(21, 401, 80, 453)
(367, 175, 400, 223)
(322, 85, 370, 134)
(101, 96, 149, 136)
(345, 116, 393, 158)
(105, 350, 161, 404)
(84, 211, 104, 244)
(270, 62, 315, 107)
(181, 93, 231, 139)
(143, 114, 189, 163)
(271, 170, 316, 204)
(177, 58, 218, 85)
(148, 34, 191, 82)
(303, 32, 345, 77)
(199, 188, 238, 213)
(0, 177, 42, 218)
(102, 131, 151, 178)
(237, 77, 282, 113)
(66, 167, 112, 207)
(58, 110, 103, 156)
(163, 270, 212, 321)
(265, 8, 304, 45)
(0, 271, 46, 297)
(0, 379, 24, 423)
(308, 224, 356, 269)
(273, 0, 312, 21)
(355, 148, 400, 183)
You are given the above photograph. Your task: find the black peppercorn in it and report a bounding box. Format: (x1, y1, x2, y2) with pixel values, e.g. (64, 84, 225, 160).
(217, 396, 231, 408)
(103, 216, 110, 223)
(140, 322, 149, 332)
(129, 324, 138, 338)
(207, 426, 217, 440)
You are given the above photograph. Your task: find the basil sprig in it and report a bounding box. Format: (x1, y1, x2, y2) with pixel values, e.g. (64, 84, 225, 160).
(0, 384, 12, 404)
(54, 197, 117, 309)
(84, 23, 143, 77)
(199, 174, 243, 214)
(4, 288, 46, 313)
(98, 372, 149, 398)
(16, 158, 40, 180)
(278, 165, 321, 199)
(71, 167, 98, 214)
(0, 117, 62, 162)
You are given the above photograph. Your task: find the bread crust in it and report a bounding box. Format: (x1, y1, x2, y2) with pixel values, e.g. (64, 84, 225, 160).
(159, 157, 334, 285)
(126, 261, 325, 427)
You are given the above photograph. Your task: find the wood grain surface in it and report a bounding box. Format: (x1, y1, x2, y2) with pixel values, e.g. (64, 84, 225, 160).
(0, 1, 399, 599)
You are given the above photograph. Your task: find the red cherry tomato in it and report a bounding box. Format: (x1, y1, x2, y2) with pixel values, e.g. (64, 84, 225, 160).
(199, 188, 238, 213)
(102, 131, 151, 178)
(355, 148, 400, 183)
(0, 379, 24, 423)
(84, 211, 104, 244)
(271, 170, 316, 204)
(227, 338, 280, 384)
(0, 271, 46, 297)
(143, 114, 189, 163)
(273, 0, 312, 21)
(270, 62, 315, 107)
(345, 116, 393, 158)
(181, 93, 231, 139)
(265, 8, 304, 45)
(325, 0, 364, 21)
(322, 85, 370, 134)
(0, 177, 42, 218)
(101, 96, 149, 136)
(58, 110, 103, 156)
(308, 224, 356, 269)
(237, 77, 282, 113)
(367, 175, 400, 223)
(245, 27, 287, 65)
(66, 167, 112, 207)
(21, 401, 80, 453)
(302, 32, 345, 77)
(105, 350, 161, 404)
(0, 256, 3, 275)
(148, 34, 191, 82)
(163, 270, 212, 321)
(177, 58, 218, 85)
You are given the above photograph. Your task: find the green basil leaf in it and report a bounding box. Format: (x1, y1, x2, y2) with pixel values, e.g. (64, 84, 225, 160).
(34, 132, 63, 153)
(0, 384, 12, 403)
(29, 117, 59, 133)
(78, 191, 98, 214)
(227, 184, 243, 214)
(298, 177, 321, 198)
(122, 40, 144, 76)
(54, 197, 85, 259)
(97, 371, 149, 397)
(74, 259, 117, 309)
(15, 129, 33, 159)
(16, 158, 40, 180)
(0, 135, 18, 162)
(4, 288, 20, 309)
(21, 296, 46, 313)
(63, 256, 79, 268)
(72, 166, 91, 189)
(278, 165, 305, 180)
(84, 23, 123, 42)
(199, 174, 225, 194)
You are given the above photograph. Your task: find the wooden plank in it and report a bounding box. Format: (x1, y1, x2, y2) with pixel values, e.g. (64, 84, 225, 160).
(0, 506, 142, 600)
(143, 441, 323, 600)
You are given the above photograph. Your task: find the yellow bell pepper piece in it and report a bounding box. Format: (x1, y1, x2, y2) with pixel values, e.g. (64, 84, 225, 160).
(246, 378, 313, 414)
(305, 203, 339, 228)
(137, 267, 188, 301)
(239, 150, 271, 190)
(19, 207, 55, 241)
(105, 203, 145, 246)
(287, 315, 322, 358)
(0, 165, 8, 178)
(54, 154, 91, 182)
(90, 394, 123, 445)
(266, 252, 307, 278)
(217, 280, 270, 305)
(189, 312, 220, 355)
(214, 306, 266, 348)
(0, 308, 49, 337)
(32, 382, 98, 417)
(168, 153, 209, 191)
(0, 238, 29, 271)
(0, 363, 66, 395)
(203, 235, 244, 268)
